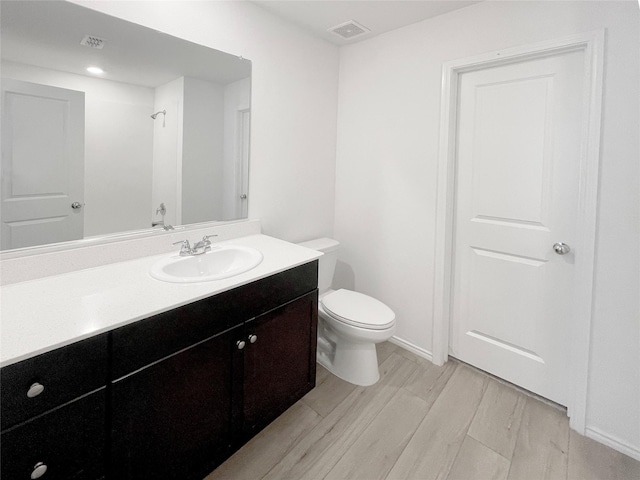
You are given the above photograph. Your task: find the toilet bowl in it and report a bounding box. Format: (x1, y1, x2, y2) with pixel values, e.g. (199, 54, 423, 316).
(297, 238, 396, 386)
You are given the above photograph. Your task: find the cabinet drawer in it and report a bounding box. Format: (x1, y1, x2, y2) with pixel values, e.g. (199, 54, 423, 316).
(1, 388, 106, 480)
(1, 334, 108, 429)
(111, 260, 318, 379)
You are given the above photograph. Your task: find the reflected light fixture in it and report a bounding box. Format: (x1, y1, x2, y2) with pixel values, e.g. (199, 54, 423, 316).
(86, 66, 104, 75)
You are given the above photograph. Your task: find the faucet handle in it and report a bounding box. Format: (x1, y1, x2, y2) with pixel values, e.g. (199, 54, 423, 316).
(172, 240, 192, 256)
(200, 235, 217, 248)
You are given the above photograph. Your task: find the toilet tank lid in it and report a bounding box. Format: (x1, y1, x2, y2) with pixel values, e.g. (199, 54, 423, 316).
(297, 237, 340, 253)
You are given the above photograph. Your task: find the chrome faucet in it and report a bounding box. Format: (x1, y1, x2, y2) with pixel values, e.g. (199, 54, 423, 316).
(172, 235, 218, 256)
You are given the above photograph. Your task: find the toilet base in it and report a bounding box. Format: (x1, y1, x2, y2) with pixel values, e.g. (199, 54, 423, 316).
(317, 341, 380, 386)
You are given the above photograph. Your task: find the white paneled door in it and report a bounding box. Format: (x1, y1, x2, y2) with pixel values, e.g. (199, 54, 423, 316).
(450, 49, 586, 406)
(1, 79, 85, 250)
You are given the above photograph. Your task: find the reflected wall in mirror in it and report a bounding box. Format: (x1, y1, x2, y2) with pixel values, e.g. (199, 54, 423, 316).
(0, 1, 251, 251)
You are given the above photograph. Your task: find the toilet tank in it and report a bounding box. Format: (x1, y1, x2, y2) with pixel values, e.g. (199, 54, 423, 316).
(297, 237, 339, 294)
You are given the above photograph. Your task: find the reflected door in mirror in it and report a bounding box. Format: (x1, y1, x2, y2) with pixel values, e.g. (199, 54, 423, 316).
(1, 79, 85, 249)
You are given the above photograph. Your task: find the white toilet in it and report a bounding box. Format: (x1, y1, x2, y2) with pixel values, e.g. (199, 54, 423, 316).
(298, 238, 396, 386)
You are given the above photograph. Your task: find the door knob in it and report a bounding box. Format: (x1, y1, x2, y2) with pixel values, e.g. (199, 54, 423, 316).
(236, 340, 246, 350)
(71, 202, 82, 210)
(248, 334, 257, 344)
(240, 194, 247, 200)
(553, 242, 571, 255)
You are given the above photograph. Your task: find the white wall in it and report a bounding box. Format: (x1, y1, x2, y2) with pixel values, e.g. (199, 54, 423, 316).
(73, 0, 339, 242)
(2, 61, 154, 237)
(181, 76, 225, 224)
(334, 0, 639, 458)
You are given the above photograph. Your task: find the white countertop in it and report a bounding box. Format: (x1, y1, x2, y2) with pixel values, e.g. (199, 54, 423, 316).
(0, 234, 321, 368)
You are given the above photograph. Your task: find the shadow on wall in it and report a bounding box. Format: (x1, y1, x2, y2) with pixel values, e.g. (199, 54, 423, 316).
(333, 260, 355, 291)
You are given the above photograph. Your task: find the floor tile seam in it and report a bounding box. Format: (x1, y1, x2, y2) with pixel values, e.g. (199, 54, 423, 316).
(324, 387, 431, 480)
(443, 434, 471, 480)
(504, 396, 533, 480)
(269, 355, 415, 479)
(503, 398, 555, 480)
(397, 361, 456, 417)
(450, 369, 490, 440)
(438, 379, 492, 480)
(262, 389, 358, 478)
(565, 426, 576, 480)
(311, 356, 420, 476)
(381, 415, 427, 480)
(379, 389, 437, 480)
(383, 367, 470, 480)
(253, 405, 324, 480)
(466, 384, 527, 462)
(297, 396, 392, 480)
(427, 370, 491, 480)
(465, 432, 514, 464)
(300, 396, 330, 419)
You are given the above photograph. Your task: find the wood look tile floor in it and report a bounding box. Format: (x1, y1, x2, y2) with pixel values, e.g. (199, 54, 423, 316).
(204, 342, 640, 480)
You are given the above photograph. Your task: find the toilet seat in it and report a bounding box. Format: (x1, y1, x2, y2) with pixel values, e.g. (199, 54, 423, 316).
(321, 289, 395, 330)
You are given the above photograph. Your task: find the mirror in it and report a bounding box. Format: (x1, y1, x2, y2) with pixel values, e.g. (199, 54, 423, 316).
(0, 1, 251, 252)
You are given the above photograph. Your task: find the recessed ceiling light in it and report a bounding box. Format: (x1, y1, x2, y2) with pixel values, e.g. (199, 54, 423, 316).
(86, 66, 104, 75)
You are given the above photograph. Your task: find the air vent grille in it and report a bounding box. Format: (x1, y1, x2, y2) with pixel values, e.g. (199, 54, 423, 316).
(328, 20, 370, 40)
(80, 35, 106, 49)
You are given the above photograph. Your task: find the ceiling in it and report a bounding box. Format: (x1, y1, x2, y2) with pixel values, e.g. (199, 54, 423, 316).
(251, 0, 482, 45)
(1, 1, 251, 88)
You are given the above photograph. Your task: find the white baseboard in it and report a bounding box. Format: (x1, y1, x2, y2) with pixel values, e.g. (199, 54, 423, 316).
(585, 426, 640, 461)
(388, 336, 433, 363)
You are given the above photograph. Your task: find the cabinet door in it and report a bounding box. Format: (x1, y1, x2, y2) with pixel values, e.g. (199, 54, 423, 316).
(242, 291, 318, 436)
(1, 389, 106, 480)
(110, 327, 239, 480)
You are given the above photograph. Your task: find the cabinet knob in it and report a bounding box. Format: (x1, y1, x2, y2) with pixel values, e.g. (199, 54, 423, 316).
(27, 382, 45, 398)
(248, 334, 257, 344)
(236, 340, 246, 350)
(31, 462, 47, 479)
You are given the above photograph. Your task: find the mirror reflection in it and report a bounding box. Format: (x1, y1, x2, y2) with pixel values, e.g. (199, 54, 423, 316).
(0, 1, 251, 251)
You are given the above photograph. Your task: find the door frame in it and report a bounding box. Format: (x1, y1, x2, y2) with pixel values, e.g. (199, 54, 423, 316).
(431, 31, 604, 433)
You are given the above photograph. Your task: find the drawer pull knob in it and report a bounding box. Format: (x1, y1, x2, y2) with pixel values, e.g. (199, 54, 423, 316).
(26, 383, 45, 398)
(236, 340, 246, 350)
(31, 462, 47, 479)
(248, 334, 258, 344)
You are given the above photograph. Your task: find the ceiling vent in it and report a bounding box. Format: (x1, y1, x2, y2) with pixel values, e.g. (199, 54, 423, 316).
(328, 20, 370, 40)
(80, 35, 106, 49)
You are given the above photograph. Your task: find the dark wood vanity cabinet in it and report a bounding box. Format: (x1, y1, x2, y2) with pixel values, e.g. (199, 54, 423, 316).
(0, 333, 108, 480)
(1, 261, 318, 480)
(109, 261, 318, 480)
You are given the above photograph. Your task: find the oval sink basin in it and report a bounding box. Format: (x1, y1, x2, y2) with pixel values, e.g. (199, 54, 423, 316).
(150, 245, 263, 283)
